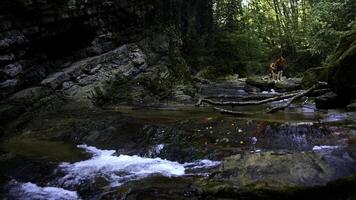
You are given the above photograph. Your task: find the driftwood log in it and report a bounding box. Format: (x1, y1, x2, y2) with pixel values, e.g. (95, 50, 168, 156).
(202, 88, 330, 101)
(197, 82, 329, 115)
(266, 83, 325, 113)
(196, 91, 300, 107)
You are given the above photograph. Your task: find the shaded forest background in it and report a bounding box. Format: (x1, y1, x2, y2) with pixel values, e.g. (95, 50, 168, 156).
(186, 0, 356, 78)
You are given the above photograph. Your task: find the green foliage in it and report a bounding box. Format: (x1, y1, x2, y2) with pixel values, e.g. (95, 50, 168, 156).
(214, 0, 244, 30)
(210, 0, 355, 76)
(212, 30, 270, 76)
(307, 0, 356, 57)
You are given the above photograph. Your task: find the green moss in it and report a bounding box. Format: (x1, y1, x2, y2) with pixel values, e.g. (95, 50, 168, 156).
(172, 62, 192, 83)
(138, 77, 172, 99)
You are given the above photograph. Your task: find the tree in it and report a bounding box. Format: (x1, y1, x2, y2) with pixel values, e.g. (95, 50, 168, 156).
(211, 0, 355, 76)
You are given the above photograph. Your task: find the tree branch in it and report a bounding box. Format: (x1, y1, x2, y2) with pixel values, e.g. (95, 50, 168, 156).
(266, 83, 325, 113)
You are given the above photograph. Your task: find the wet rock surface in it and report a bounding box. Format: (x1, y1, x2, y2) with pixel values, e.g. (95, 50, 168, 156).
(246, 76, 301, 92)
(301, 67, 328, 89)
(1, 73, 356, 199)
(208, 150, 356, 188)
(1, 101, 356, 199)
(0, 0, 212, 101)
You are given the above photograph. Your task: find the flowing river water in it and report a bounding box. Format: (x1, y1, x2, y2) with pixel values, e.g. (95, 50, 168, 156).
(1, 97, 356, 199)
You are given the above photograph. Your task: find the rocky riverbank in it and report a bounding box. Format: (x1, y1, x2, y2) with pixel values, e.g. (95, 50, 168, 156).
(1, 1, 356, 199)
(2, 71, 356, 200)
(1, 100, 356, 199)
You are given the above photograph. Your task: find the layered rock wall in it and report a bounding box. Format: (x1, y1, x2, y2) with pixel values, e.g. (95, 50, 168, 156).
(0, 0, 212, 100)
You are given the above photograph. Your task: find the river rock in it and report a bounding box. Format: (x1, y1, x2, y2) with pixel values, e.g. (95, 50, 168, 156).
(41, 72, 70, 89)
(8, 87, 52, 105)
(246, 76, 274, 91)
(52, 44, 150, 105)
(202, 150, 356, 192)
(244, 84, 261, 93)
(347, 103, 356, 112)
(0, 31, 27, 51)
(171, 84, 194, 103)
(301, 67, 328, 89)
(246, 76, 301, 92)
(0, 104, 25, 126)
(274, 78, 301, 91)
(1, 63, 23, 78)
(315, 92, 350, 109)
(0, 79, 20, 89)
(0, 79, 21, 100)
(0, 54, 15, 65)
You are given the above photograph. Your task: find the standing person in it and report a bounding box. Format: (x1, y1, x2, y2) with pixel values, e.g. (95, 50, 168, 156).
(268, 56, 287, 81)
(274, 56, 287, 81)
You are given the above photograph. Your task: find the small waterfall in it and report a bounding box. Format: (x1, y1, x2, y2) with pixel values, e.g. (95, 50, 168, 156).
(7, 144, 220, 199)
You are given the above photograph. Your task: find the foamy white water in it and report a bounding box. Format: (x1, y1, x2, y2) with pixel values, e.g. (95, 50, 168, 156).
(6, 145, 220, 199)
(312, 145, 339, 151)
(8, 181, 78, 200)
(262, 89, 277, 94)
(58, 144, 220, 187)
(183, 159, 220, 169)
(324, 113, 348, 123)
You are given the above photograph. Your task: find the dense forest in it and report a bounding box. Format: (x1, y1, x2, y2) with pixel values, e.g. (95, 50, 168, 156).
(0, 0, 356, 199)
(191, 0, 355, 77)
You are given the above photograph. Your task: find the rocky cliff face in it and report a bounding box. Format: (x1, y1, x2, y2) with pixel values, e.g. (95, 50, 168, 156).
(301, 30, 356, 107)
(326, 30, 356, 99)
(0, 0, 212, 101)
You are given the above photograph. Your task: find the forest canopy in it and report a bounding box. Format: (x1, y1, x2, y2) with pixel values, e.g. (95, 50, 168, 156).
(210, 0, 356, 76)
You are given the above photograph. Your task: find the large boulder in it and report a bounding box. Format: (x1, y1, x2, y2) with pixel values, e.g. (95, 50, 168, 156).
(43, 44, 149, 105)
(315, 92, 350, 109)
(346, 102, 356, 112)
(200, 150, 356, 193)
(7, 86, 52, 105)
(301, 67, 328, 89)
(246, 76, 301, 92)
(326, 30, 356, 99)
(246, 76, 274, 91)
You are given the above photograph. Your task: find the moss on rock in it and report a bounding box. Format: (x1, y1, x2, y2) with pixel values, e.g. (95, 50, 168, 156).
(326, 30, 356, 99)
(301, 67, 328, 89)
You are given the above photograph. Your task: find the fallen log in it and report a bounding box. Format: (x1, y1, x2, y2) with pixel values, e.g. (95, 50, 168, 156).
(196, 91, 300, 107)
(204, 92, 298, 101)
(266, 83, 327, 113)
(202, 88, 329, 102)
